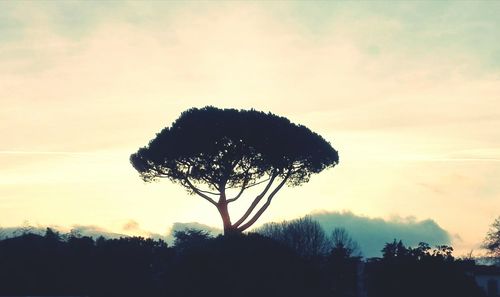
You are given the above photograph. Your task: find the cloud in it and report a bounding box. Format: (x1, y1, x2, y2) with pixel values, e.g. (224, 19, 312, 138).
(309, 211, 452, 258)
(0, 224, 127, 239)
(0, 151, 107, 155)
(73, 221, 222, 244)
(164, 222, 222, 244)
(120, 219, 167, 241)
(0, 222, 171, 242)
(0, 214, 461, 259)
(122, 219, 140, 231)
(158, 213, 453, 258)
(69, 225, 127, 239)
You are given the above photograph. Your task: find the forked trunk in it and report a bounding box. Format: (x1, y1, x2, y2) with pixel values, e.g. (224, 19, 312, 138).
(223, 225, 239, 236)
(217, 202, 240, 235)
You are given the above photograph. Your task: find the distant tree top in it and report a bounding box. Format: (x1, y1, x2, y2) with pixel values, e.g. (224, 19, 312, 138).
(483, 216, 500, 258)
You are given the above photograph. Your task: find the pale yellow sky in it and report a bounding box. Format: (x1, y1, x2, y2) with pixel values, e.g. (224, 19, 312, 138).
(1, 1, 499, 255)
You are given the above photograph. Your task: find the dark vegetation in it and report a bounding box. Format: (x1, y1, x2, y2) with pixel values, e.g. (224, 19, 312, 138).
(483, 216, 500, 259)
(367, 241, 484, 297)
(130, 106, 338, 234)
(0, 219, 487, 297)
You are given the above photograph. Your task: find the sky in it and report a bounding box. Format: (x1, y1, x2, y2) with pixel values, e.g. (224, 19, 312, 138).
(1, 1, 499, 256)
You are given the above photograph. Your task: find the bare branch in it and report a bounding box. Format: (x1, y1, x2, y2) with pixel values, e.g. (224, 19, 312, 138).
(226, 167, 251, 203)
(226, 180, 248, 204)
(226, 177, 272, 203)
(196, 188, 221, 196)
(246, 177, 272, 189)
(233, 173, 278, 228)
(237, 172, 291, 232)
(184, 178, 218, 206)
(200, 175, 220, 192)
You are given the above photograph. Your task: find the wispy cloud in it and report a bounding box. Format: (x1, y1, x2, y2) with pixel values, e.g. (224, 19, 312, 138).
(0, 150, 102, 156)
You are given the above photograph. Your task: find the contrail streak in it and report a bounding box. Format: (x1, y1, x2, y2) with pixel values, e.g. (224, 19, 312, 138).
(417, 157, 500, 162)
(349, 156, 500, 163)
(0, 151, 121, 159)
(0, 151, 98, 156)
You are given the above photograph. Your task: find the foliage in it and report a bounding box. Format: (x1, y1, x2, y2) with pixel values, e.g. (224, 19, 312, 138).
(131, 106, 338, 233)
(44, 227, 61, 241)
(326, 228, 362, 297)
(381, 239, 409, 259)
(257, 217, 364, 261)
(0, 228, 486, 297)
(0, 231, 171, 297)
(330, 227, 361, 259)
(367, 240, 482, 297)
(256, 216, 330, 258)
(0, 230, 327, 297)
(483, 216, 500, 258)
(173, 228, 213, 253)
(168, 233, 328, 297)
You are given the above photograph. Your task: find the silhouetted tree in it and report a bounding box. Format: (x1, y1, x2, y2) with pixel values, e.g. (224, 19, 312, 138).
(173, 228, 213, 254)
(330, 227, 361, 258)
(367, 240, 483, 297)
(256, 216, 330, 258)
(326, 228, 362, 297)
(44, 227, 61, 241)
(14, 220, 36, 236)
(381, 239, 408, 259)
(483, 216, 500, 258)
(131, 107, 338, 234)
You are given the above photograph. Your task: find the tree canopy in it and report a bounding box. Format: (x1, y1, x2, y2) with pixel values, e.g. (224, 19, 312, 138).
(130, 106, 339, 234)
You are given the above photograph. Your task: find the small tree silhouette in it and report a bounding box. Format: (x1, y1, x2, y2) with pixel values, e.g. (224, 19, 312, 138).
(257, 216, 330, 258)
(327, 228, 362, 297)
(483, 216, 500, 257)
(330, 227, 361, 258)
(131, 106, 338, 234)
(173, 228, 213, 254)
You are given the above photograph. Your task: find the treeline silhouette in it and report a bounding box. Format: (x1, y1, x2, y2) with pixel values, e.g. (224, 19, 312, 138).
(0, 224, 486, 297)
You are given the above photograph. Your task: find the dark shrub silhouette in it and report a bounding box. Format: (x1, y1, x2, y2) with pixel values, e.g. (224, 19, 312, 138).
(0, 228, 486, 297)
(168, 233, 329, 297)
(366, 240, 485, 297)
(91, 236, 171, 297)
(0, 230, 173, 297)
(173, 228, 213, 254)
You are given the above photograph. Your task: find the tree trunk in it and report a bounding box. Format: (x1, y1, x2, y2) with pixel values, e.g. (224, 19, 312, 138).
(217, 202, 239, 235)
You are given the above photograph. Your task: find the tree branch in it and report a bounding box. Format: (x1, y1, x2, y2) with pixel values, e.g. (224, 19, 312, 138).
(237, 172, 291, 232)
(197, 188, 221, 196)
(226, 177, 272, 203)
(226, 167, 251, 203)
(226, 181, 248, 204)
(200, 175, 220, 192)
(184, 177, 218, 206)
(232, 173, 278, 228)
